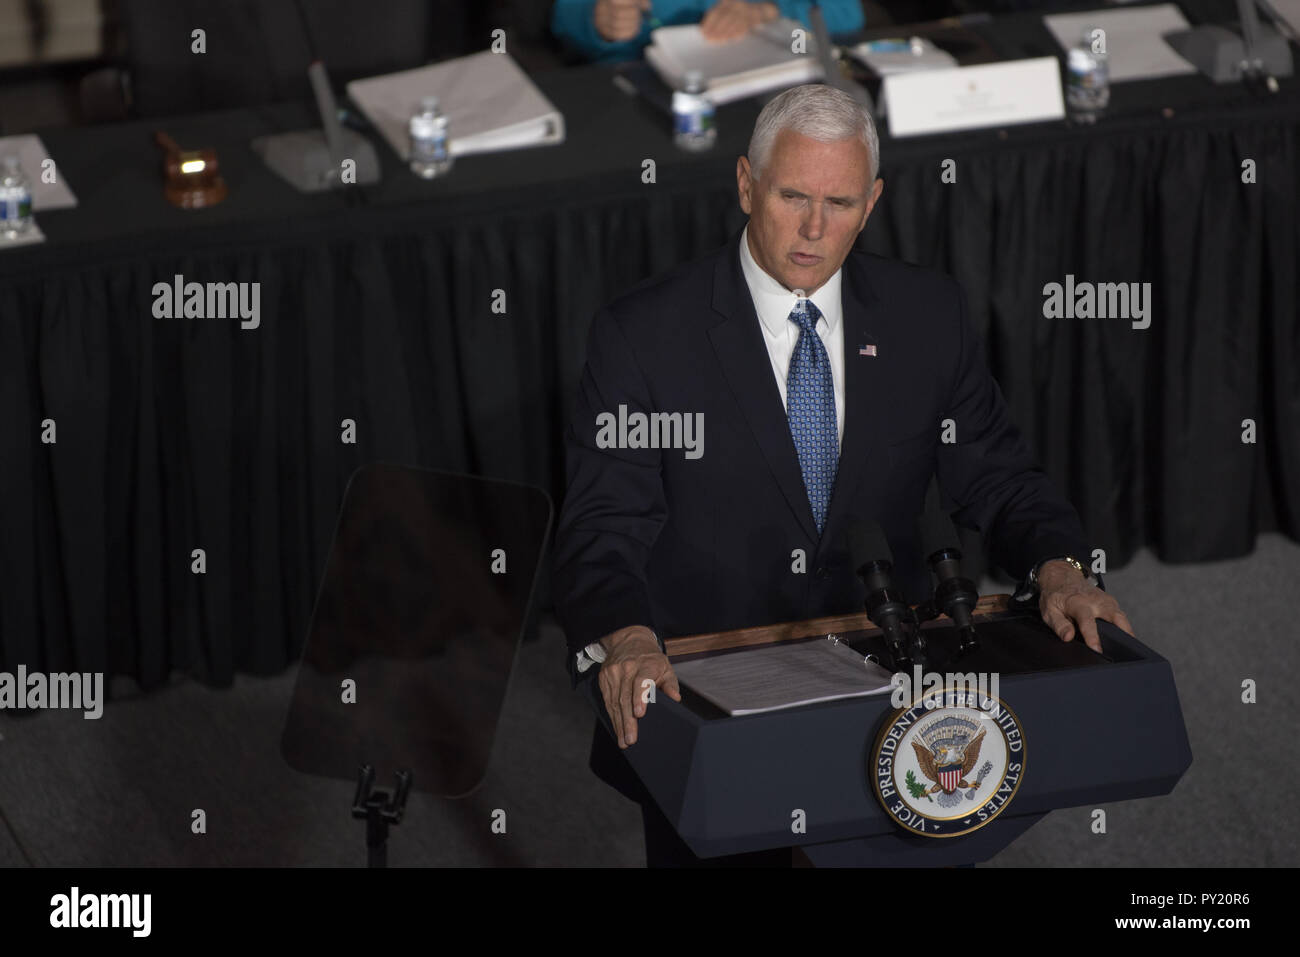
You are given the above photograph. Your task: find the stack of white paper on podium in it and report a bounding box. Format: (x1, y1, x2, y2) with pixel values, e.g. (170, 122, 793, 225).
(673, 637, 896, 716)
(346, 50, 565, 161)
(645, 17, 824, 103)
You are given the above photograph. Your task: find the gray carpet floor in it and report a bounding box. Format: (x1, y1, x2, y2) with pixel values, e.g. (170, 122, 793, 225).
(1, 534, 1296, 867)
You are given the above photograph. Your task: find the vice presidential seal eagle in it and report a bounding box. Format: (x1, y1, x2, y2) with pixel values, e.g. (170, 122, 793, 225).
(912, 715, 986, 798)
(871, 690, 1025, 836)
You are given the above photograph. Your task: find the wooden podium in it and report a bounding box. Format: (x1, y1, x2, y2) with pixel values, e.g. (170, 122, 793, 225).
(618, 596, 1192, 866)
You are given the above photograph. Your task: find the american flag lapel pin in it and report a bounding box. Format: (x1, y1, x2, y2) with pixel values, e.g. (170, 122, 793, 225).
(858, 338, 878, 357)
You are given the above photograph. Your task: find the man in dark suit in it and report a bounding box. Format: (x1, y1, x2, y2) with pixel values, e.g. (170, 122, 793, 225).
(551, 84, 1133, 866)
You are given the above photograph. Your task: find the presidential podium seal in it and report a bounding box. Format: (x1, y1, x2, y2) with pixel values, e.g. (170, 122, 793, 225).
(871, 687, 1025, 837)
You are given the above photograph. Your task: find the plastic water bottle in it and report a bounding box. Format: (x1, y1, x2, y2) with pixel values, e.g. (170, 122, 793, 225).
(0, 156, 33, 238)
(1065, 30, 1110, 124)
(672, 70, 716, 152)
(409, 96, 453, 179)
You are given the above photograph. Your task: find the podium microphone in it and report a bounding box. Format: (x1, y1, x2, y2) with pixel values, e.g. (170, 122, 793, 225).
(918, 478, 980, 656)
(848, 518, 923, 672)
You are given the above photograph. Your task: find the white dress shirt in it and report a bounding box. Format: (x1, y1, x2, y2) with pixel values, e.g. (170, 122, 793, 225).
(738, 224, 845, 447)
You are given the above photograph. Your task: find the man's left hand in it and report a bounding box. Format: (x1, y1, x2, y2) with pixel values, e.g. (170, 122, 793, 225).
(701, 0, 778, 42)
(1037, 560, 1135, 653)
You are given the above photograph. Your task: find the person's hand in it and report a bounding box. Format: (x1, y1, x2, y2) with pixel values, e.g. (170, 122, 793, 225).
(700, 0, 779, 42)
(596, 625, 681, 748)
(1037, 560, 1135, 653)
(594, 0, 651, 42)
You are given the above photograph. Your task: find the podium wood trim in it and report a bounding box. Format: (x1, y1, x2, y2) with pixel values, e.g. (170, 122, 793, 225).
(665, 594, 1014, 658)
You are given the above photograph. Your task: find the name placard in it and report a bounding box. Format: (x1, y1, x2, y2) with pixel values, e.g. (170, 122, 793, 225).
(884, 56, 1065, 138)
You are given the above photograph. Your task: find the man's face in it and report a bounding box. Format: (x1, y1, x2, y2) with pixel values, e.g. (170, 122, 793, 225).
(737, 128, 884, 295)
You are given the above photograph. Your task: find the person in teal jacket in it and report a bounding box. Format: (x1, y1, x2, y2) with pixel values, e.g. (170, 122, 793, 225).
(551, 0, 865, 63)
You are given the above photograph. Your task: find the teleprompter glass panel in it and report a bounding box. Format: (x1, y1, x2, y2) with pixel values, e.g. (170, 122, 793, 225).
(280, 464, 552, 797)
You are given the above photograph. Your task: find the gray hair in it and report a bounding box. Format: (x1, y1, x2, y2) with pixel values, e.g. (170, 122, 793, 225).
(747, 84, 880, 184)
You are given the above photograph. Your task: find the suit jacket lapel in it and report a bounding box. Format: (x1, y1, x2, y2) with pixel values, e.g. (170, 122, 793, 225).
(821, 251, 889, 553)
(707, 230, 821, 542)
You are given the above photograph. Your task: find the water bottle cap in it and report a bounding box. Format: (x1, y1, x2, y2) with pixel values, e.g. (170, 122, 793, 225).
(683, 70, 705, 92)
(420, 96, 439, 114)
(1, 155, 19, 171)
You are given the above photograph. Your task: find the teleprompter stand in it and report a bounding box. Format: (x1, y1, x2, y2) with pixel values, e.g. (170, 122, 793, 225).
(352, 765, 413, 868)
(281, 464, 552, 867)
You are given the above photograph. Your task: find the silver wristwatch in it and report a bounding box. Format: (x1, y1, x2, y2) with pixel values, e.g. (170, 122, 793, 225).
(575, 629, 662, 674)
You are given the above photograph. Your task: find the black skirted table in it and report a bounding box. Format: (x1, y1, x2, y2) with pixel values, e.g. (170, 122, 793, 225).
(1, 1, 1296, 685)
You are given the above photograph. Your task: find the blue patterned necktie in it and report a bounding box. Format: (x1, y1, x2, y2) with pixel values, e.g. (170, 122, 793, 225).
(786, 299, 838, 535)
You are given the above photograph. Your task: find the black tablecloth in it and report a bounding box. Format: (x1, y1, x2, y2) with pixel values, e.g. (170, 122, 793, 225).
(2, 3, 1297, 685)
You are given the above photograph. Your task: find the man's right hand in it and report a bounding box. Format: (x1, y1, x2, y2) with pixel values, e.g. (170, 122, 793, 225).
(596, 624, 681, 748)
(593, 0, 651, 43)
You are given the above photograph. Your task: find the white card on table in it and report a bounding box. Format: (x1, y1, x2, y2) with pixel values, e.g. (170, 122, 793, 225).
(884, 56, 1065, 138)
